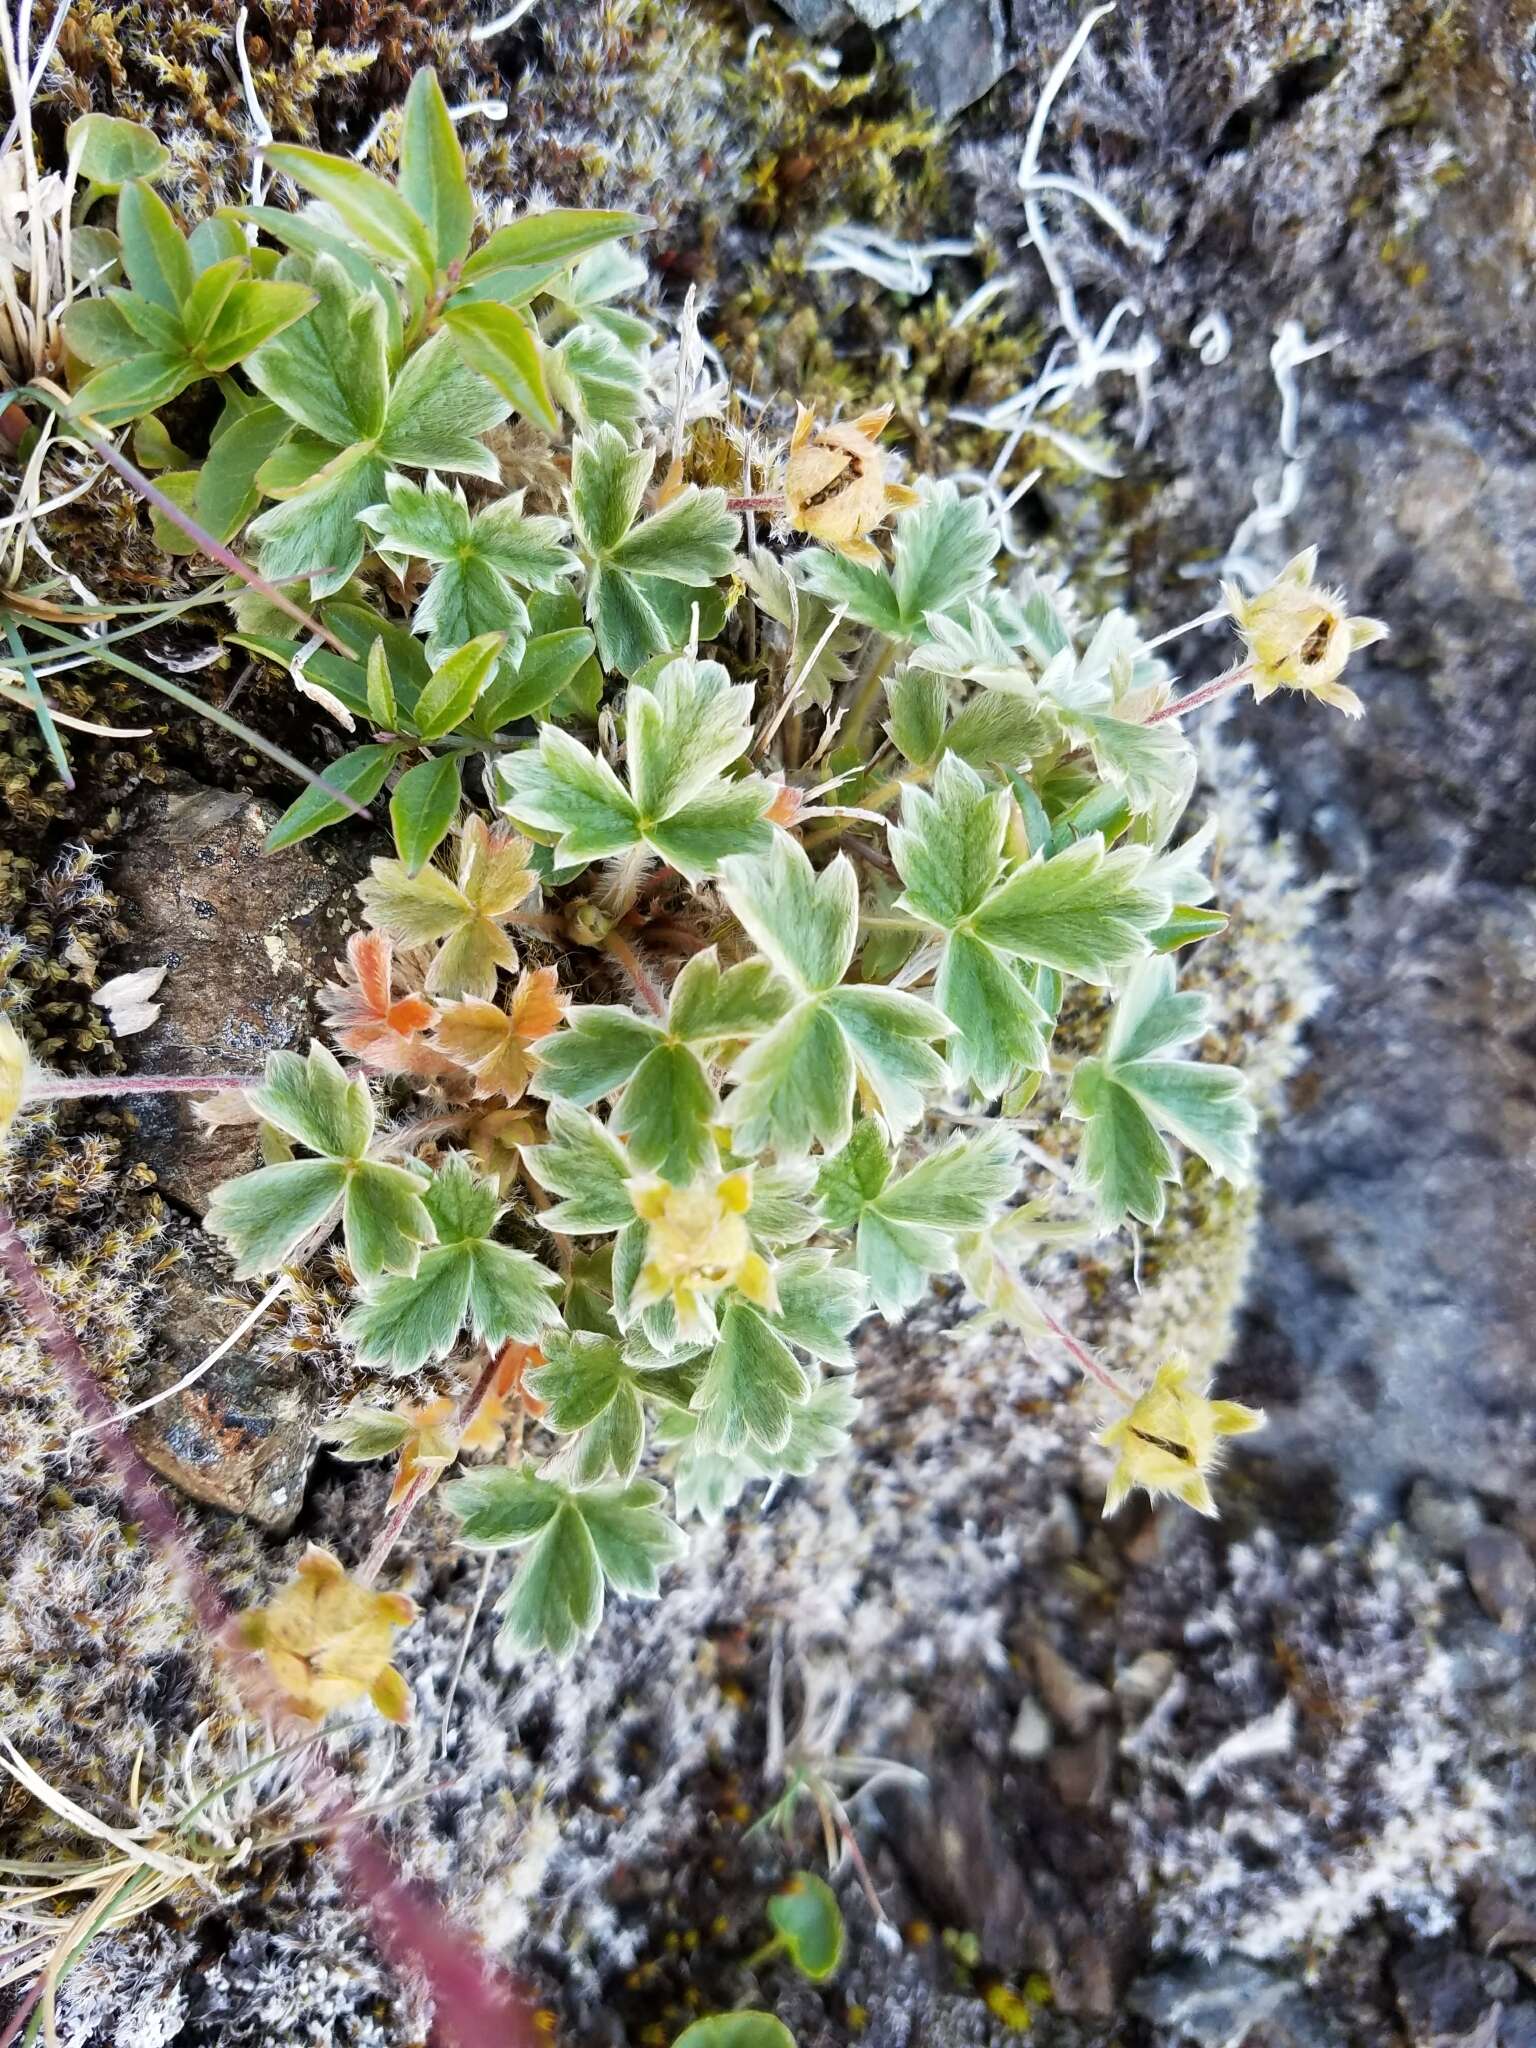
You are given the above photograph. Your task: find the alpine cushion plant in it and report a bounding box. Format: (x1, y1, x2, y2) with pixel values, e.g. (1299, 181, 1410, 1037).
(44, 69, 1387, 1680)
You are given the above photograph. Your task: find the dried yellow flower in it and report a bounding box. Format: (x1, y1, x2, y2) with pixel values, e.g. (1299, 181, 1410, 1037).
(1223, 547, 1387, 717)
(0, 1014, 26, 1140)
(628, 1169, 776, 1340)
(783, 403, 919, 566)
(1098, 1355, 1265, 1518)
(239, 1545, 415, 1724)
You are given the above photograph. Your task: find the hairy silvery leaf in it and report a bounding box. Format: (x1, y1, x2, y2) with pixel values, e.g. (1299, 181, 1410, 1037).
(443, 1465, 683, 1662)
(499, 652, 772, 881)
(1067, 955, 1256, 1228)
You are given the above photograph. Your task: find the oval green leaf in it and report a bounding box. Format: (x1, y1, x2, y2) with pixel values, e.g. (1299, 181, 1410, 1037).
(412, 632, 504, 742)
(264, 741, 398, 851)
(673, 2017, 796, 2048)
(443, 301, 558, 432)
(67, 114, 169, 188)
(766, 1873, 845, 1982)
(390, 753, 462, 874)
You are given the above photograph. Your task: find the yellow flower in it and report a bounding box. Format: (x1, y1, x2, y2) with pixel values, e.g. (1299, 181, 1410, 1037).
(1098, 1355, 1264, 1518)
(783, 403, 919, 566)
(0, 1013, 27, 1139)
(239, 1545, 415, 1724)
(1222, 547, 1387, 717)
(628, 1169, 776, 1341)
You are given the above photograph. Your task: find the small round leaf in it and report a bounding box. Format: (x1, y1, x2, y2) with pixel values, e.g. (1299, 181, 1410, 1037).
(67, 114, 170, 188)
(766, 1872, 845, 1982)
(673, 2016, 797, 2048)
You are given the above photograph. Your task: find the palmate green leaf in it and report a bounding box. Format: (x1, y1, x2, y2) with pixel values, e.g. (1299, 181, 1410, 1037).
(766, 1250, 869, 1369)
(1065, 706, 1194, 814)
(521, 1100, 635, 1232)
(246, 262, 510, 591)
(533, 951, 793, 1180)
(887, 754, 1049, 1096)
(567, 424, 740, 676)
(250, 1040, 373, 1157)
(889, 751, 1008, 928)
(205, 1042, 436, 1282)
(443, 1466, 683, 1662)
(892, 481, 1000, 628)
(614, 1042, 717, 1184)
(525, 1329, 648, 1485)
(796, 481, 997, 641)
(969, 833, 1169, 982)
(570, 423, 651, 554)
(344, 1158, 560, 1371)
(532, 1005, 665, 1103)
(500, 654, 772, 881)
(661, 1369, 858, 1519)
(315, 1404, 413, 1462)
(817, 1121, 1020, 1319)
(547, 241, 654, 350)
(398, 68, 473, 270)
(246, 254, 389, 446)
(546, 322, 647, 433)
(363, 474, 577, 668)
(886, 666, 946, 767)
(379, 330, 510, 478)
(204, 1157, 347, 1279)
(1067, 955, 1256, 1228)
(248, 442, 389, 598)
(719, 841, 949, 1151)
(891, 760, 1167, 986)
(937, 930, 1050, 1098)
(691, 1301, 810, 1456)
(720, 835, 858, 997)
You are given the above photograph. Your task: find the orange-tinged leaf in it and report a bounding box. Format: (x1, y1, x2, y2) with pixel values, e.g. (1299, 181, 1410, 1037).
(431, 965, 567, 1100)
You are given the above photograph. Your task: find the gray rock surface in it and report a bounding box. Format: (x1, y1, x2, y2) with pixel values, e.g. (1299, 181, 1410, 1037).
(130, 1263, 317, 1532)
(109, 777, 364, 1216)
(775, 0, 1011, 117)
(949, 0, 1536, 1511)
(1128, 1958, 1297, 2048)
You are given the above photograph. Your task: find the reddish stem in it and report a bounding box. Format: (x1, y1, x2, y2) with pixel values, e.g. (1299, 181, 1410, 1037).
(29, 1071, 252, 1103)
(1039, 1301, 1133, 1404)
(603, 929, 667, 1018)
(726, 493, 787, 512)
(1146, 662, 1254, 725)
(0, 1201, 538, 2047)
